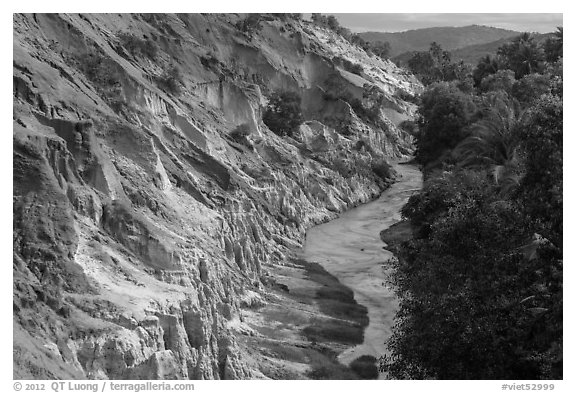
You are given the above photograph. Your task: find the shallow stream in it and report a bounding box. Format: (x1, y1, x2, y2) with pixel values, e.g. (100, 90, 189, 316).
(303, 164, 422, 372)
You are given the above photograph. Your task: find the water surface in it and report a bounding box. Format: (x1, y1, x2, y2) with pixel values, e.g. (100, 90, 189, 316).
(303, 164, 422, 369)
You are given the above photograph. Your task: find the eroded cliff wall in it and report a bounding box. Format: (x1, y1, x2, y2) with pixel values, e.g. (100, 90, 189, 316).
(13, 13, 421, 379)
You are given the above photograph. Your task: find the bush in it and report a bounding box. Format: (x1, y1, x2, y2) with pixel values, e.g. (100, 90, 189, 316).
(372, 159, 394, 181)
(200, 55, 219, 70)
(262, 91, 303, 137)
(74, 50, 122, 88)
(394, 89, 418, 104)
(399, 120, 417, 135)
(68, 47, 125, 111)
(156, 65, 183, 95)
(350, 355, 379, 379)
(230, 123, 251, 142)
(236, 14, 263, 34)
(334, 57, 363, 76)
(371, 41, 391, 59)
(322, 74, 353, 102)
(118, 32, 158, 60)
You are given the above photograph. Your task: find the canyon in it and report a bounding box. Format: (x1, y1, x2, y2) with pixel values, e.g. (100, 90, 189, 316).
(13, 13, 422, 379)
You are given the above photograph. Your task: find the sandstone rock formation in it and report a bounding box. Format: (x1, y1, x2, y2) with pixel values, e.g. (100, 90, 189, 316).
(13, 13, 421, 379)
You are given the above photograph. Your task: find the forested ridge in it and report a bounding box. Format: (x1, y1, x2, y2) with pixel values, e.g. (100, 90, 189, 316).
(381, 29, 563, 379)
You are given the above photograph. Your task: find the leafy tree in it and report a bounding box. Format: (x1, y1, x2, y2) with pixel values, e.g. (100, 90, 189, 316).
(415, 82, 477, 166)
(262, 91, 303, 137)
(498, 33, 545, 78)
(407, 52, 435, 83)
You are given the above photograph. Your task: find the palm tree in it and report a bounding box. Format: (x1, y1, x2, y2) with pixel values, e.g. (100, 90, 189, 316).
(453, 93, 525, 194)
(473, 55, 500, 87)
(544, 27, 563, 62)
(498, 33, 545, 78)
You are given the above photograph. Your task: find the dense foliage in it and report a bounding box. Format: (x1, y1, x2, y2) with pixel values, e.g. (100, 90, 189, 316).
(262, 91, 304, 137)
(414, 82, 477, 166)
(382, 27, 562, 380)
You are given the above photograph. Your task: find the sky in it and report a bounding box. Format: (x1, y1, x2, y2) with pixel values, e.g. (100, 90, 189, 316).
(329, 14, 563, 34)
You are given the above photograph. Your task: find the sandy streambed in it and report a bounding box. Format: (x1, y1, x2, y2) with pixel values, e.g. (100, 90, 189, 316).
(303, 164, 422, 368)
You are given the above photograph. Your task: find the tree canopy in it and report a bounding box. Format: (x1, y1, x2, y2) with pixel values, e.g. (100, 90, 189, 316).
(382, 27, 563, 380)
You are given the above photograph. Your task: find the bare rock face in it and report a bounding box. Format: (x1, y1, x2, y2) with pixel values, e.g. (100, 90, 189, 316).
(13, 13, 422, 380)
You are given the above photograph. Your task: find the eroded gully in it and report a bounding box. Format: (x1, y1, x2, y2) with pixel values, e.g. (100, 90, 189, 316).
(303, 163, 422, 371)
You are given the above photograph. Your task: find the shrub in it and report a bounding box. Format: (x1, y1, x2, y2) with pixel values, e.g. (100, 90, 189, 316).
(371, 41, 391, 59)
(200, 55, 219, 70)
(334, 57, 363, 76)
(262, 91, 303, 137)
(322, 74, 353, 102)
(68, 47, 125, 111)
(394, 89, 418, 104)
(118, 32, 158, 60)
(230, 123, 251, 142)
(372, 159, 394, 181)
(75, 51, 122, 87)
(399, 120, 417, 135)
(156, 65, 183, 95)
(350, 355, 379, 379)
(236, 14, 263, 34)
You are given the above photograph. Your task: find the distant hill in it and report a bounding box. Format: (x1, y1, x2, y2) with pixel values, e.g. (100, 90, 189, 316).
(450, 32, 553, 65)
(360, 25, 520, 58)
